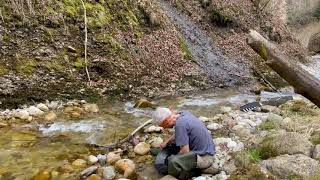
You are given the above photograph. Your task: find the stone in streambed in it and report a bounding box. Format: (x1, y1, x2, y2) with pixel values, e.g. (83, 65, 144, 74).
(134, 99, 154, 108)
(14, 110, 31, 120)
(97, 154, 107, 165)
(88, 174, 102, 180)
(150, 137, 163, 148)
(72, 159, 86, 167)
(88, 155, 99, 165)
(28, 106, 44, 117)
(37, 103, 49, 112)
(83, 104, 99, 113)
(107, 152, 121, 165)
(144, 125, 163, 133)
(32, 170, 51, 180)
(134, 142, 150, 155)
(80, 166, 98, 177)
(102, 166, 116, 180)
(115, 159, 136, 179)
(44, 111, 57, 121)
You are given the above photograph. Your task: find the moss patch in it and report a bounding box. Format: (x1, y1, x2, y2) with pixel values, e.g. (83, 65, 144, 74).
(258, 119, 280, 131)
(178, 36, 193, 60)
(15, 59, 38, 75)
(0, 64, 8, 76)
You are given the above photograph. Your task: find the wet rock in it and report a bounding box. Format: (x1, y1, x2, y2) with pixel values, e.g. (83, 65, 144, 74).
(28, 106, 44, 117)
(207, 123, 222, 131)
(97, 154, 107, 165)
(0, 122, 8, 127)
(13, 110, 31, 120)
(83, 104, 99, 113)
(80, 166, 98, 177)
(266, 132, 313, 156)
(60, 164, 74, 173)
(32, 170, 51, 180)
(261, 154, 320, 178)
(134, 142, 151, 155)
(107, 152, 121, 165)
(37, 103, 49, 112)
(159, 175, 178, 180)
(134, 99, 154, 108)
(150, 137, 163, 148)
(102, 166, 116, 180)
(220, 106, 232, 113)
(44, 111, 57, 121)
(115, 159, 136, 178)
(72, 159, 86, 167)
(88, 155, 99, 165)
(312, 144, 320, 159)
(87, 174, 102, 180)
(144, 125, 163, 133)
(47, 101, 61, 110)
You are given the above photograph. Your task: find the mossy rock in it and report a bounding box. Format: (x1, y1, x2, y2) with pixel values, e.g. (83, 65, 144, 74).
(178, 36, 193, 61)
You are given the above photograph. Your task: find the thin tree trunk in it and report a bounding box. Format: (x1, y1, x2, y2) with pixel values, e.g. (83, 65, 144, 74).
(247, 30, 320, 107)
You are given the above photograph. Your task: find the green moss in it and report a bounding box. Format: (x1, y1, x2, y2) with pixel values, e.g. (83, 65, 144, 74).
(281, 100, 319, 116)
(258, 137, 279, 159)
(42, 61, 64, 71)
(0, 64, 8, 76)
(16, 59, 38, 75)
(310, 133, 320, 145)
(258, 119, 280, 131)
(74, 58, 85, 68)
(260, 43, 268, 61)
(178, 36, 193, 60)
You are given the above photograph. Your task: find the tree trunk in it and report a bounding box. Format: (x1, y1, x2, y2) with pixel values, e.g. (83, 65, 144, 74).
(247, 30, 320, 107)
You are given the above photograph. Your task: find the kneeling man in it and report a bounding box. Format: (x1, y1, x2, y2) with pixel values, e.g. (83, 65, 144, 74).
(152, 107, 216, 179)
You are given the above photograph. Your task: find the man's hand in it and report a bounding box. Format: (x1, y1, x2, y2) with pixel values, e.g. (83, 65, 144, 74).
(160, 135, 175, 150)
(179, 145, 190, 154)
(159, 141, 168, 150)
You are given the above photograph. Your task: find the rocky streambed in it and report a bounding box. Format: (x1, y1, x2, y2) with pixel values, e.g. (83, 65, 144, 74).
(1, 89, 320, 180)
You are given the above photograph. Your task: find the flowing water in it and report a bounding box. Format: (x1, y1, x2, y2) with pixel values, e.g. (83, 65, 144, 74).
(0, 89, 299, 179)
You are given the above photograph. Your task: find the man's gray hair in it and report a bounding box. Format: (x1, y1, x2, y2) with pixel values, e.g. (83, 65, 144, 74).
(152, 107, 172, 125)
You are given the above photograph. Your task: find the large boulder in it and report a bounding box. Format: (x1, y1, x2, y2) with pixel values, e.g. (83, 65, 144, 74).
(261, 154, 320, 178)
(264, 132, 313, 156)
(308, 32, 320, 54)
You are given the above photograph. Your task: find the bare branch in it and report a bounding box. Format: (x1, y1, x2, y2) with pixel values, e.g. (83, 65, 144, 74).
(80, 0, 91, 85)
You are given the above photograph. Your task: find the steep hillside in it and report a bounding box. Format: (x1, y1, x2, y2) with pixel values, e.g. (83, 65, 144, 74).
(0, 0, 208, 108)
(0, 0, 309, 108)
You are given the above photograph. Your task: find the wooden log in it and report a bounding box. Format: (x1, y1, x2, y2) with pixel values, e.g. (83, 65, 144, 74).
(247, 30, 320, 107)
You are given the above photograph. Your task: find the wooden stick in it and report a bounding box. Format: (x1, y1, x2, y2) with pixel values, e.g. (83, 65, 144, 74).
(80, 0, 91, 85)
(90, 119, 153, 149)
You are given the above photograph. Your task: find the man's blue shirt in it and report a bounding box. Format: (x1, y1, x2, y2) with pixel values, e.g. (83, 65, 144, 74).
(175, 111, 215, 156)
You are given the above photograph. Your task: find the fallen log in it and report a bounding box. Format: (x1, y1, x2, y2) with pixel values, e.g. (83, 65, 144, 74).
(247, 30, 320, 107)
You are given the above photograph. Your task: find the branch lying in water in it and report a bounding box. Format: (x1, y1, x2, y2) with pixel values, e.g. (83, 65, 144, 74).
(88, 119, 153, 149)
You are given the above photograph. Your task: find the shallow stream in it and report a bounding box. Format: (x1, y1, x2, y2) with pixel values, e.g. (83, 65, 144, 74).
(0, 89, 298, 179)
